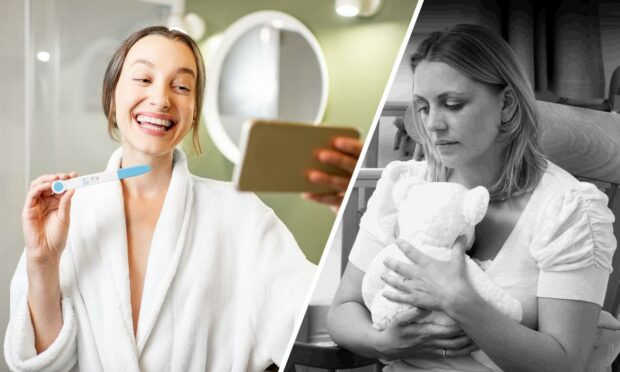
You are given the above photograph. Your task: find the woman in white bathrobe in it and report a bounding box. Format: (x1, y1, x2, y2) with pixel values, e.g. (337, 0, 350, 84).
(4, 26, 316, 371)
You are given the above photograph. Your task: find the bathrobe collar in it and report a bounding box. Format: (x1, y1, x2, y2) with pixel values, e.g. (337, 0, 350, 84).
(97, 147, 194, 357)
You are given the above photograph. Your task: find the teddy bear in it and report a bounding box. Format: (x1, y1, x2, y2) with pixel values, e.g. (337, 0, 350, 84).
(361, 178, 523, 371)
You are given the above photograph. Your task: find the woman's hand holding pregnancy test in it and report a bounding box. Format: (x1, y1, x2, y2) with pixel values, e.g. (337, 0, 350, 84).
(23, 166, 151, 266)
(23, 172, 78, 267)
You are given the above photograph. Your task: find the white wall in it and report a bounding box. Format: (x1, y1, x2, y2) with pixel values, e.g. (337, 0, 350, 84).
(0, 0, 26, 370)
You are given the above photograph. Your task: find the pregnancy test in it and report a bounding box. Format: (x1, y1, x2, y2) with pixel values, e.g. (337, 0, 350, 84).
(51, 165, 151, 194)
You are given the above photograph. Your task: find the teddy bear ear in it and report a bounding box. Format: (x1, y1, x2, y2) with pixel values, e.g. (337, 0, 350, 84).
(462, 186, 490, 225)
(392, 177, 424, 205)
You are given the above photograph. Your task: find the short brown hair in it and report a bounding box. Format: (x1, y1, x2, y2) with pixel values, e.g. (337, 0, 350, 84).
(101, 26, 206, 154)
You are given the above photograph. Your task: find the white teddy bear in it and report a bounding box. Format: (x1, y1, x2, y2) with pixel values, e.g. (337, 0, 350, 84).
(362, 178, 523, 371)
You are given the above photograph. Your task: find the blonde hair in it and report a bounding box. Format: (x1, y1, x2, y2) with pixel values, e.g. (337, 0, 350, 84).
(101, 26, 206, 154)
(410, 24, 546, 201)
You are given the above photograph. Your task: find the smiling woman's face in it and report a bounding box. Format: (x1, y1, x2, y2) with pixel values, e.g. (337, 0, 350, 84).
(413, 60, 505, 169)
(113, 35, 197, 159)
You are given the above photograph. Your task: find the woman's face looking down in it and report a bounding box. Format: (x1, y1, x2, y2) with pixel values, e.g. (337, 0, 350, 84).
(113, 35, 197, 158)
(413, 60, 506, 170)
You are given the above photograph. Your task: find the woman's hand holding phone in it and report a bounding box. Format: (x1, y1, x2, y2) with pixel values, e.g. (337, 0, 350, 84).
(303, 136, 362, 210)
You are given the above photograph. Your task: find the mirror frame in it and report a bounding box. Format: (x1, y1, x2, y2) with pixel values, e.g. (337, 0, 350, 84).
(204, 11, 329, 163)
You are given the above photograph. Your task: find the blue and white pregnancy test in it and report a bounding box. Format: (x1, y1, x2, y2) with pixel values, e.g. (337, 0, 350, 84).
(51, 165, 151, 194)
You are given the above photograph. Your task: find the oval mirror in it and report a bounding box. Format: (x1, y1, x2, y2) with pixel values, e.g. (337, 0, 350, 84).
(204, 11, 329, 163)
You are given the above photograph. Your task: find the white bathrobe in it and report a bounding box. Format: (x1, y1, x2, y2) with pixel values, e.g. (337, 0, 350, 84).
(4, 148, 316, 372)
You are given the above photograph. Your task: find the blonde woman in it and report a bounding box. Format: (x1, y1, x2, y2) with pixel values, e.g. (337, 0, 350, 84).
(328, 24, 617, 371)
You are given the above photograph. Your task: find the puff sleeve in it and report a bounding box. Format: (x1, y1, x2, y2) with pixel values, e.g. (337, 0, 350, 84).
(530, 182, 617, 306)
(348, 160, 427, 272)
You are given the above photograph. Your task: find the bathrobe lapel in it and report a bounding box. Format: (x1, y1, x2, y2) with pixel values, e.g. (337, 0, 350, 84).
(134, 149, 194, 356)
(86, 148, 140, 370)
(84, 148, 194, 367)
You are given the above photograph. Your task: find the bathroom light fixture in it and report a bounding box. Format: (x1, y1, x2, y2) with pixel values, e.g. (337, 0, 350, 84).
(271, 19, 284, 29)
(36, 51, 50, 62)
(137, 0, 206, 40)
(335, 0, 382, 17)
(168, 12, 206, 40)
(181, 12, 206, 40)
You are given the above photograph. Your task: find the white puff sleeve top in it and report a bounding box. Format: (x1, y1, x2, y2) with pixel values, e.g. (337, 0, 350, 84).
(531, 178, 616, 305)
(349, 160, 616, 314)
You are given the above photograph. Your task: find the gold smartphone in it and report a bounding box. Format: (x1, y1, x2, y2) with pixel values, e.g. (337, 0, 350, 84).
(233, 119, 361, 193)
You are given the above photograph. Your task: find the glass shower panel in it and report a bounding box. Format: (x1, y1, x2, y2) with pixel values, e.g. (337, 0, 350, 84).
(28, 0, 171, 177)
(0, 1, 27, 370)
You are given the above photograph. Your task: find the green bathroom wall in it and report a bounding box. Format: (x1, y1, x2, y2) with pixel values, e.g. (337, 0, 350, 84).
(182, 0, 418, 264)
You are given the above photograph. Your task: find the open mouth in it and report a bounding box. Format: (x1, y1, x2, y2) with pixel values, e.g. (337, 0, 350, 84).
(134, 114, 177, 133)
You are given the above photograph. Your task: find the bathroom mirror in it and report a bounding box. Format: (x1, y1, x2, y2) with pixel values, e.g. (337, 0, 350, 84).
(204, 11, 329, 163)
